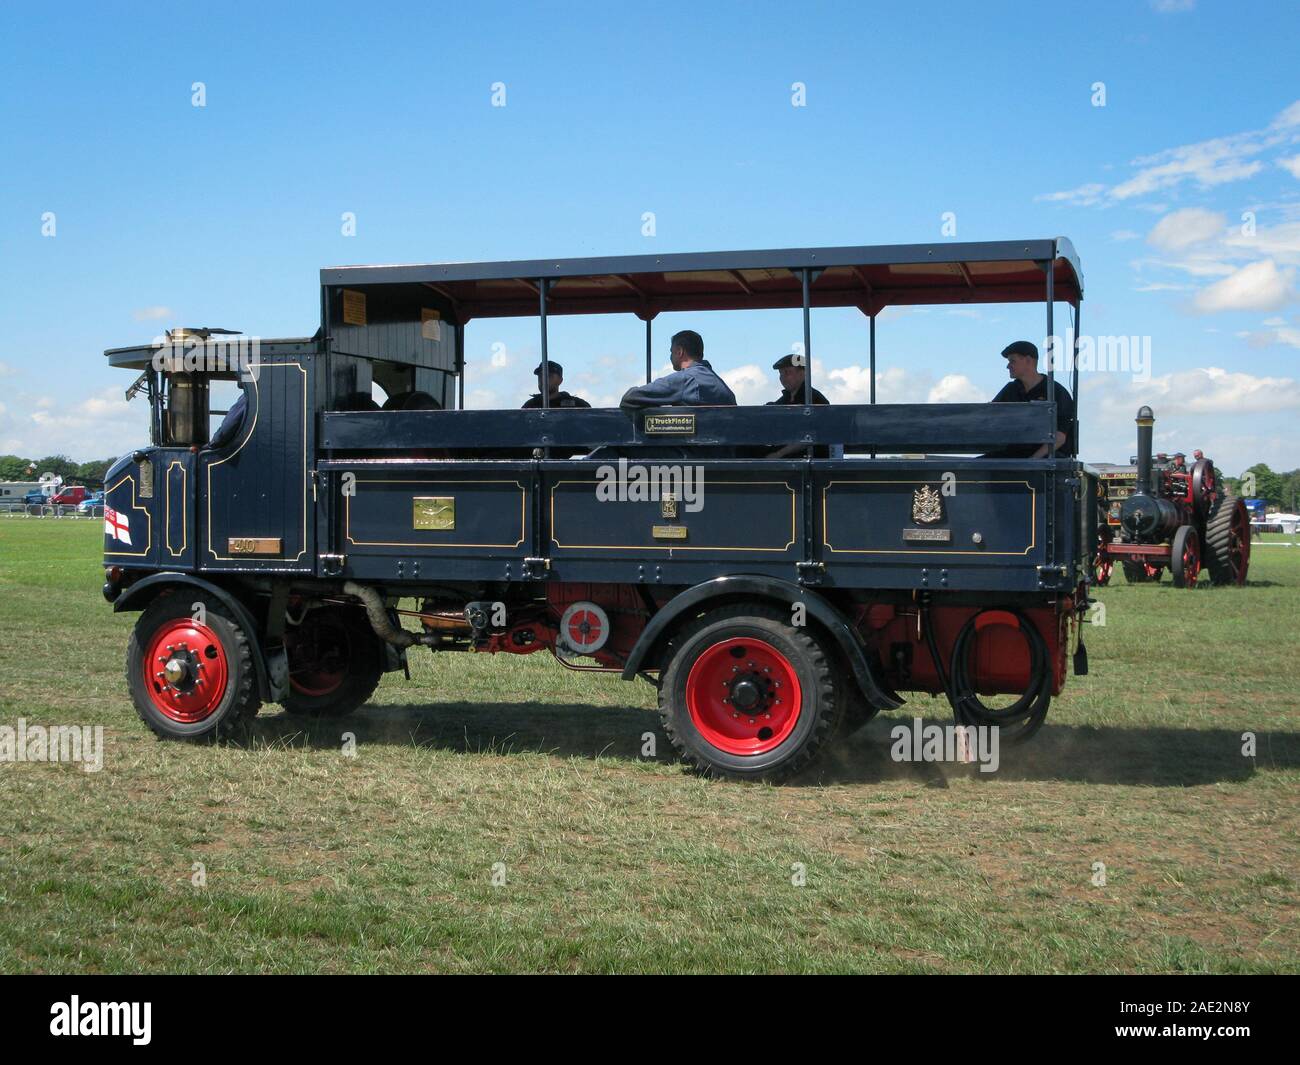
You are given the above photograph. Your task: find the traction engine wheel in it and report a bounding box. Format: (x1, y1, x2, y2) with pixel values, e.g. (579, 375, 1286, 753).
(1170, 525, 1201, 589)
(1204, 492, 1251, 586)
(1093, 526, 1113, 587)
(127, 594, 261, 741)
(282, 606, 384, 717)
(658, 603, 841, 782)
(1190, 458, 1217, 516)
(1121, 561, 1162, 583)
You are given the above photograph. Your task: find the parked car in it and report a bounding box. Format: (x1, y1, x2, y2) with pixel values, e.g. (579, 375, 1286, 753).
(49, 485, 90, 506)
(24, 489, 47, 506)
(77, 492, 106, 513)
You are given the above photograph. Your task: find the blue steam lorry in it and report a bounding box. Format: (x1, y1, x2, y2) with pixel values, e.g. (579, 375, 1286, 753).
(101, 240, 1097, 782)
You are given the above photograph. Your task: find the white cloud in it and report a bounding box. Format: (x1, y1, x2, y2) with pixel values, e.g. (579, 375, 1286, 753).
(0, 360, 16, 378)
(718, 363, 772, 406)
(1192, 260, 1294, 313)
(1279, 155, 1300, 179)
(1110, 229, 1141, 242)
(132, 306, 174, 321)
(1039, 99, 1300, 207)
(0, 385, 149, 460)
(1146, 208, 1226, 251)
(927, 374, 984, 403)
(1089, 366, 1300, 417)
(1034, 183, 1106, 207)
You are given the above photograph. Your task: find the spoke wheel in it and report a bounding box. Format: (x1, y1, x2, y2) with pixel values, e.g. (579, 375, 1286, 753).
(1171, 526, 1201, 589)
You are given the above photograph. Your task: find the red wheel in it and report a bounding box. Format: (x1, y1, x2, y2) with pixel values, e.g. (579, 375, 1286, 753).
(659, 603, 841, 782)
(127, 594, 261, 740)
(1093, 526, 1113, 587)
(142, 617, 229, 722)
(1171, 526, 1201, 588)
(282, 607, 383, 717)
(685, 637, 802, 755)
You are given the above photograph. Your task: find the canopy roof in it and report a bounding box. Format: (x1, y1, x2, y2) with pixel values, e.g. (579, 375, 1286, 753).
(320, 238, 1082, 322)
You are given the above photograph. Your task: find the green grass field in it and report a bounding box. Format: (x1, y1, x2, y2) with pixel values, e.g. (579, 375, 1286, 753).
(1, 518, 1297, 973)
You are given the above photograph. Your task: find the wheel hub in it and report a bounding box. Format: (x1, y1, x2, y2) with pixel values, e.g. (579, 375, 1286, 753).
(685, 638, 802, 755)
(143, 620, 228, 723)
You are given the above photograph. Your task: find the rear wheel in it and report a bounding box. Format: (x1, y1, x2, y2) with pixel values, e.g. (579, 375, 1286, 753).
(1204, 492, 1250, 586)
(658, 604, 841, 782)
(127, 594, 261, 741)
(1171, 526, 1201, 588)
(282, 607, 384, 716)
(1121, 560, 1162, 583)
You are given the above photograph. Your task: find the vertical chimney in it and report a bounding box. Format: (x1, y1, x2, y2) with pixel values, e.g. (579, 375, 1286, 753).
(1135, 406, 1155, 493)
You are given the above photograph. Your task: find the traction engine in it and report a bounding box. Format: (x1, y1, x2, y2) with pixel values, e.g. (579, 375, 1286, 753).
(1094, 406, 1250, 588)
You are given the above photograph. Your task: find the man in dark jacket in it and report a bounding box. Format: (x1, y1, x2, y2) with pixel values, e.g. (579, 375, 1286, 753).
(767, 353, 829, 405)
(619, 330, 736, 409)
(990, 340, 1075, 457)
(522, 362, 591, 409)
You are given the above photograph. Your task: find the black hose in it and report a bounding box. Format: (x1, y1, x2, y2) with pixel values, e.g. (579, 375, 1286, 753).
(923, 605, 1052, 745)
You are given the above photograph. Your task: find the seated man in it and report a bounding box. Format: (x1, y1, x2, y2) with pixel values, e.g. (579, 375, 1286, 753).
(767, 353, 828, 405)
(619, 330, 736, 409)
(207, 389, 248, 449)
(990, 340, 1075, 457)
(522, 362, 591, 409)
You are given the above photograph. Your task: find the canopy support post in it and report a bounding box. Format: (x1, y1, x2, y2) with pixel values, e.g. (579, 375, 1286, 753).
(1071, 302, 1080, 459)
(538, 278, 549, 411)
(645, 318, 652, 384)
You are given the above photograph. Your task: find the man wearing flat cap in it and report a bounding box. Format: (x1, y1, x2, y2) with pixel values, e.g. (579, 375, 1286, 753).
(768, 352, 828, 406)
(990, 340, 1074, 457)
(522, 361, 591, 409)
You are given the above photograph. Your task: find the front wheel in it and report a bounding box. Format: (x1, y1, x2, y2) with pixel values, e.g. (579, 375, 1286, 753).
(1171, 525, 1201, 588)
(127, 594, 261, 741)
(658, 603, 841, 782)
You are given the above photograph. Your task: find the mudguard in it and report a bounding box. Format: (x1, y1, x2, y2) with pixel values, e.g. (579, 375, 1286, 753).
(113, 573, 281, 702)
(620, 575, 903, 711)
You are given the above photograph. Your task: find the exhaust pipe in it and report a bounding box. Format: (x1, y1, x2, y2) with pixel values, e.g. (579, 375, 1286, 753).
(343, 581, 436, 648)
(1135, 406, 1155, 493)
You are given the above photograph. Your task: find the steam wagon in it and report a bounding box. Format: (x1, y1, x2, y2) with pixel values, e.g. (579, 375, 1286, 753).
(101, 240, 1097, 781)
(1094, 407, 1250, 588)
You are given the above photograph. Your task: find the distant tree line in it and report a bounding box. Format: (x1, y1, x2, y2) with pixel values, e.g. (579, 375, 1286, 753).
(0, 454, 119, 487)
(1224, 464, 1300, 512)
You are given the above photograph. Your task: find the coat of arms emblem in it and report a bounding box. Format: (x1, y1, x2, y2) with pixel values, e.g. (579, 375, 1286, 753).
(912, 484, 943, 524)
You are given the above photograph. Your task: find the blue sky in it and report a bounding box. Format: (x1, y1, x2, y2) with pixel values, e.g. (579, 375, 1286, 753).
(1, 0, 1298, 473)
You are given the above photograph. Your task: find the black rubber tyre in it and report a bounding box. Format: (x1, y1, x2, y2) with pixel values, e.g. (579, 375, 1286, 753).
(1170, 525, 1201, 589)
(1204, 491, 1250, 586)
(658, 603, 841, 782)
(281, 607, 384, 717)
(127, 594, 261, 742)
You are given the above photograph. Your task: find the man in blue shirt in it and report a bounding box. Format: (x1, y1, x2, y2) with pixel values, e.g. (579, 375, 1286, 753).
(619, 330, 737, 409)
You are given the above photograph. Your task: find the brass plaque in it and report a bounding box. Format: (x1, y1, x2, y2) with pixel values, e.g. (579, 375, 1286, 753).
(903, 528, 951, 543)
(660, 493, 678, 519)
(413, 496, 455, 530)
(342, 289, 367, 326)
(652, 524, 687, 540)
(228, 537, 282, 555)
(644, 413, 696, 435)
